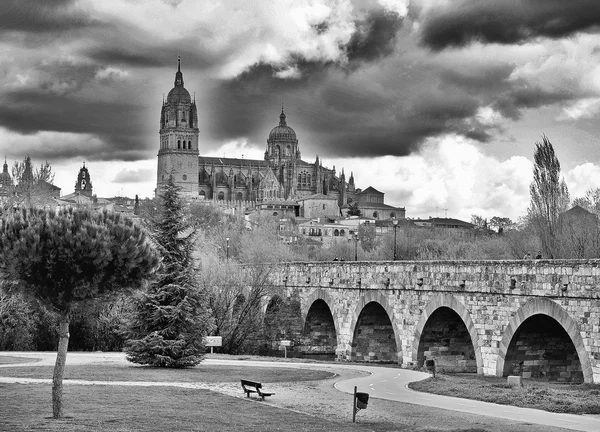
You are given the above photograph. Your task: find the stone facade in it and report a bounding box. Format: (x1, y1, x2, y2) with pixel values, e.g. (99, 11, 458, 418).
(258, 259, 600, 383)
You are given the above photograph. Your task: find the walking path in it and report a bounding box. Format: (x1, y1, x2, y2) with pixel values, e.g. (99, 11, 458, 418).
(2, 352, 600, 432)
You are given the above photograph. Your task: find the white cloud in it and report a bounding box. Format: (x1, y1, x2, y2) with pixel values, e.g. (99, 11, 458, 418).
(324, 135, 533, 221)
(95, 67, 130, 81)
(564, 163, 600, 200)
(557, 98, 600, 121)
(85, 0, 358, 79)
(205, 139, 265, 160)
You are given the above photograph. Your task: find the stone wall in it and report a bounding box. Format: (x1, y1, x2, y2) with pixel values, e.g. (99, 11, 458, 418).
(254, 259, 600, 383)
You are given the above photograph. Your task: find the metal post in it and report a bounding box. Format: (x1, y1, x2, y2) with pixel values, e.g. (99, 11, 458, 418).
(352, 386, 357, 423)
(354, 232, 358, 261)
(392, 218, 399, 260)
(226, 237, 229, 262)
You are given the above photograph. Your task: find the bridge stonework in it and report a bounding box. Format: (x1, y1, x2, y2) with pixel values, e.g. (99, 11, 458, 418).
(267, 260, 600, 384)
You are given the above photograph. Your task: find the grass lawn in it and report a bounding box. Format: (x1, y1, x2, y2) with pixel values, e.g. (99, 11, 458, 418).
(409, 373, 600, 414)
(0, 363, 334, 383)
(0, 383, 370, 432)
(0, 355, 37, 365)
(0, 360, 578, 432)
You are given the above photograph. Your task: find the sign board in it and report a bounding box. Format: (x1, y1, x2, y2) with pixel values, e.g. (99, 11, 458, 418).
(280, 340, 292, 347)
(204, 336, 222, 347)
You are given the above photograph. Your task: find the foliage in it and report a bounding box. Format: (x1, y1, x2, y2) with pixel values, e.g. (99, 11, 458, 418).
(201, 259, 276, 354)
(528, 135, 570, 258)
(489, 216, 515, 233)
(3, 156, 57, 209)
(0, 292, 39, 350)
(572, 188, 600, 214)
(124, 175, 213, 368)
(346, 202, 361, 217)
(470, 214, 487, 229)
(0, 206, 158, 418)
(358, 223, 378, 252)
(556, 206, 600, 258)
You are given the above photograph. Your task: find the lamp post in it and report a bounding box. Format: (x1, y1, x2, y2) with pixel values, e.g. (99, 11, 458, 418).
(354, 232, 359, 261)
(392, 218, 399, 261)
(226, 237, 230, 262)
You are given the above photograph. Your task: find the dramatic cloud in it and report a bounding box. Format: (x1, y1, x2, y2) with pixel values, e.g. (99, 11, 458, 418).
(3, 0, 600, 216)
(0, 0, 101, 35)
(417, 0, 600, 50)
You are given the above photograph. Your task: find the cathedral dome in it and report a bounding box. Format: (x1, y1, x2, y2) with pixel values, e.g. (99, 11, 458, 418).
(268, 109, 297, 142)
(167, 86, 191, 104)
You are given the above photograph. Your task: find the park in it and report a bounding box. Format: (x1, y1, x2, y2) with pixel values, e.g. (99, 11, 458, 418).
(1, 351, 600, 431)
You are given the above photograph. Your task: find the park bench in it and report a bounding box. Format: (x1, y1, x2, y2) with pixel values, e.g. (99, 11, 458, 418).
(240, 379, 274, 401)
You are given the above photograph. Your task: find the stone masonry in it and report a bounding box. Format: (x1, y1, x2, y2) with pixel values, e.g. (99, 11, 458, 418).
(261, 260, 600, 383)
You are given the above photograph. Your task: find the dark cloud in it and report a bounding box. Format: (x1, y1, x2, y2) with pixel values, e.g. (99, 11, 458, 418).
(346, 9, 403, 63)
(0, 89, 152, 161)
(419, 0, 600, 50)
(0, 0, 101, 35)
(201, 62, 490, 159)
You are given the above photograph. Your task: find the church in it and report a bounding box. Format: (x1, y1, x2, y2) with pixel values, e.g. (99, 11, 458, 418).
(156, 59, 404, 220)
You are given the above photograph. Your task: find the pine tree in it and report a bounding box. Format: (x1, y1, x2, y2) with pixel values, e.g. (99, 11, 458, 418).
(0, 207, 159, 418)
(124, 174, 212, 367)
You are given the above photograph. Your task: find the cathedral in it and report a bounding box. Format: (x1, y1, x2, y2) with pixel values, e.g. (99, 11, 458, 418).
(156, 59, 404, 220)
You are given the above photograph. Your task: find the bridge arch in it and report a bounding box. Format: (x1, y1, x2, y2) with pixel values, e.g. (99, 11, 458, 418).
(301, 289, 339, 359)
(349, 291, 400, 363)
(496, 298, 593, 383)
(412, 294, 483, 374)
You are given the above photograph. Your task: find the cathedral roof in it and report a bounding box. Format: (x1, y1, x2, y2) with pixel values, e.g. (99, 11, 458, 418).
(268, 108, 297, 142)
(198, 156, 268, 168)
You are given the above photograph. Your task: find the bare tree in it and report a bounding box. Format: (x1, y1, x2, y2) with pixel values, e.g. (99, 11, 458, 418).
(528, 135, 570, 258)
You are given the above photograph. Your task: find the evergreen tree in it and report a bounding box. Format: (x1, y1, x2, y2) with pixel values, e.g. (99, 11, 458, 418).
(0, 207, 158, 418)
(124, 174, 212, 367)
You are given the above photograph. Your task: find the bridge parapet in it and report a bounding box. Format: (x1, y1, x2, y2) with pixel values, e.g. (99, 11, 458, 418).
(271, 260, 600, 299)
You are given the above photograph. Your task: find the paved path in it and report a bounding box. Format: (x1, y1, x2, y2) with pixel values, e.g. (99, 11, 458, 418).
(2, 352, 600, 432)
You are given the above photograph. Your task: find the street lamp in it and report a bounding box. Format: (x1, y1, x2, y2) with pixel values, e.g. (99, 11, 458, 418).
(226, 237, 230, 262)
(354, 232, 359, 261)
(392, 218, 399, 261)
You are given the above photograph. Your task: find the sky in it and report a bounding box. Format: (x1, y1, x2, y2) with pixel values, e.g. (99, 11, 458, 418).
(3, 0, 600, 222)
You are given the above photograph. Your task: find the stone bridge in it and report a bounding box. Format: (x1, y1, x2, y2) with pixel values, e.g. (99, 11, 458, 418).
(259, 260, 600, 384)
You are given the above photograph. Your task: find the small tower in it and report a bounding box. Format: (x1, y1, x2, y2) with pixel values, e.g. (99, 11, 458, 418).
(75, 163, 93, 197)
(157, 54, 200, 198)
(0, 158, 12, 195)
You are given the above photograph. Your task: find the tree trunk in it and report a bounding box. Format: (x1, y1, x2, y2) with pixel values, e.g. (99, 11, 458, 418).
(52, 316, 70, 419)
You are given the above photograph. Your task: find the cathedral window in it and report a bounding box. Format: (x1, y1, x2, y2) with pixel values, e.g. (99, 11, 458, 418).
(236, 192, 243, 201)
(340, 229, 345, 236)
(301, 173, 306, 185)
(183, 174, 187, 181)
(297, 174, 301, 184)
(188, 140, 192, 149)
(373, 211, 379, 219)
(307, 174, 311, 185)
(178, 140, 181, 149)
(199, 190, 206, 198)
(218, 192, 225, 200)
(334, 229, 339, 237)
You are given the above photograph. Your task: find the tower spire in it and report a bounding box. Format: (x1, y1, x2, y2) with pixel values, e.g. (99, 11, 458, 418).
(178, 50, 181, 72)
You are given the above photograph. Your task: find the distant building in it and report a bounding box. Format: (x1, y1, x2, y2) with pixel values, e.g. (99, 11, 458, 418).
(156, 57, 404, 220)
(412, 217, 474, 230)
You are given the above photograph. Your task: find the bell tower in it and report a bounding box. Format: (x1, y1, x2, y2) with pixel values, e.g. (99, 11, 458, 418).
(75, 163, 93, 197)
(157, 55, 199, 197)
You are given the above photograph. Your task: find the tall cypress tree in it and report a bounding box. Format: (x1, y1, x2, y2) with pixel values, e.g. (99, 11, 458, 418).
(124, 175, 212, 367)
